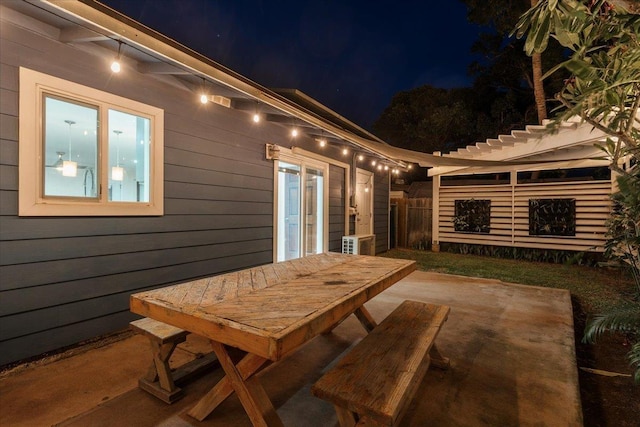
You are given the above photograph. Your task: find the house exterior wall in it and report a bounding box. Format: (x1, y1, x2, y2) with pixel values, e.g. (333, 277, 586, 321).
(0, 12, 365, 365)
(374, 172, 390, 253)
(435, 180, 611, 252)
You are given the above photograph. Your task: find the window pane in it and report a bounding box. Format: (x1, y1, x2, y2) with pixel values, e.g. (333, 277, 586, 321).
(108, 109, 151, 202)
(277, 162, 301, 262)
(305, 167, 324, 255)
(43, 96, 98, 198)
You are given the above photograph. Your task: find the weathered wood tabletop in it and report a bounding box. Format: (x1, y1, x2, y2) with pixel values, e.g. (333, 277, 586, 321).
(129, 252, 416, 425)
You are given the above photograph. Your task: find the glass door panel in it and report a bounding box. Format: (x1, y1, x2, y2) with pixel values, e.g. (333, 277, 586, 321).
(305, 166, 324, 256)
(277, 162, 301, 262)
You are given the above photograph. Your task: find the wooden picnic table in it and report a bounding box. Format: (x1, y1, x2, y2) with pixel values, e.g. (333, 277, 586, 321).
(130, 252, 416, 426)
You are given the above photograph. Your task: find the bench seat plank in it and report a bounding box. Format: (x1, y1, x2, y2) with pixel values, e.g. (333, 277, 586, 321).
(312, 300, 450, 426)
(130, 317, 189, 343)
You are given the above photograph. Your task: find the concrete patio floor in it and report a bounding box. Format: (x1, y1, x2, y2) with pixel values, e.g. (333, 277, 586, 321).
(0, 271, 582, 426)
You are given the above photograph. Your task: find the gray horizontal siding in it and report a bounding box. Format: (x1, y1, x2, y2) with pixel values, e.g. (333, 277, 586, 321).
(374, 171, 390, 254)
(328, 164, 346, 252)
(0, 18, 280, 365)
(0, 10, 359, 366)
(1, 311, 137, 367)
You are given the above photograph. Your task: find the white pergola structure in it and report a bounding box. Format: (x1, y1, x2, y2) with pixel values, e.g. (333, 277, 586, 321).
(428, 117, 615, 253)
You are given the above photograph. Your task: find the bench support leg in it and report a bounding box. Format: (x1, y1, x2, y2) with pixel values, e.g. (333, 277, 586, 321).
(138, 338, 183, 403)
(334, 405, 357, 427)
(429, 343, 450, 370)
(188, 342, 279, 425)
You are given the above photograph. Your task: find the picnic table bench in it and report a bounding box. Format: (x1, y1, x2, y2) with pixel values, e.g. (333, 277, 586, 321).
(312, 300, 450, 426)
(130, 252, 417, 425)
(130, 317, 218, 403)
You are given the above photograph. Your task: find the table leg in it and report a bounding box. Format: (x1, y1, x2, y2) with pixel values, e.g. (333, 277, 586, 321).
(188, 341, 282, 426)
(429, 343, 450, 370)
(354, 305, 377, 332)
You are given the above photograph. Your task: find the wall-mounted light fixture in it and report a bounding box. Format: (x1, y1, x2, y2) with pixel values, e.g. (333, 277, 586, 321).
(265, 143, 280, 160)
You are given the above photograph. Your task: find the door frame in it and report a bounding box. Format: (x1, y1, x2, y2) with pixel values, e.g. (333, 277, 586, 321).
(273, 149, 330, 262)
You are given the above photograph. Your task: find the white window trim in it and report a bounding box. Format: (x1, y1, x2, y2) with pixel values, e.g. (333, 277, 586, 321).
(273, 147, 331, 262)
(19, 67, 164, 216)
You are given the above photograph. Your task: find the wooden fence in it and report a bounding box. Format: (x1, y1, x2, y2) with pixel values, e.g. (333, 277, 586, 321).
(391, 198, 433, 249)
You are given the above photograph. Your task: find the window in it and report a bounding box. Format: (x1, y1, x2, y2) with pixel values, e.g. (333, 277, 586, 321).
(19, 67, 163, 216)
(275, 151, 328, 262)
(529, 198, 576, 236)
(453, 199, 491, 233)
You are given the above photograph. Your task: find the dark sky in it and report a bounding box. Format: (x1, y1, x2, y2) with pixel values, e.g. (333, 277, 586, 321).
(100, 0, 482, 130)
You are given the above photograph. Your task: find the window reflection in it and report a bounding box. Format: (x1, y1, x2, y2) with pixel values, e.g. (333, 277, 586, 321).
(108, 109, 151, 202)
(43, 96, 98, 198)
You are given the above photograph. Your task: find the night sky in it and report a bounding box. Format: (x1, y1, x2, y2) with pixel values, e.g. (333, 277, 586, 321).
(100, 0, 483, 130)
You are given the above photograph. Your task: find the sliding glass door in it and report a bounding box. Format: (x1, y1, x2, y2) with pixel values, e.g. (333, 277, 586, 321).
(276, 157, 327, 262)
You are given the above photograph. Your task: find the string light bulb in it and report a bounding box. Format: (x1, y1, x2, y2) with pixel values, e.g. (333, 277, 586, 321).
(371, 160, 377, 166)
(199, 77, 209, 104)
(253, 101, 260, 123)
(358, 154, 364, 161)
(291, 128, 299, 137)
(318, 139, 326, 147)
(342, 147, 349, 156)
(110, 41, 123, 73)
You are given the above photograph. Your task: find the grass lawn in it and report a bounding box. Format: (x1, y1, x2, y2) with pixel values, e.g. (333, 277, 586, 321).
(381, 248, 637, 314)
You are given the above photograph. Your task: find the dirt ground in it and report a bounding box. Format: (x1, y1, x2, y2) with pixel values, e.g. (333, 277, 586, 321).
(572, 301, 640, 426)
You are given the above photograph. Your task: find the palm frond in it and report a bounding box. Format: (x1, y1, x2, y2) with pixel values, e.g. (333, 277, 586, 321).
(628, 341, 640, 384)
(582, 308, 640, 344)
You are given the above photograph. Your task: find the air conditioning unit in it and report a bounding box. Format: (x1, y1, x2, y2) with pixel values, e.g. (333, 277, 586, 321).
(342, 234, 376, 255)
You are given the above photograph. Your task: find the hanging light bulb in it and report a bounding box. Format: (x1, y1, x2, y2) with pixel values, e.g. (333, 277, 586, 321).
(111, 41, 123, 73)
(358, 154, 364, 161)
(318, 139, 326, 147)
(384, 165, 389, 171)
(291, 128, 299, 137)
(342, 147, 349, 156)
(371, 160, 377, 166)
(111, 130, 124, 181)
(62, 120, 77, 177)
(253, 101, 261, 123)
(199, 77, 209, 104)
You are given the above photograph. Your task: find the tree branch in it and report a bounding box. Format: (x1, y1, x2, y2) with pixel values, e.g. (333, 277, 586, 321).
(626, 83, 640, 135)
